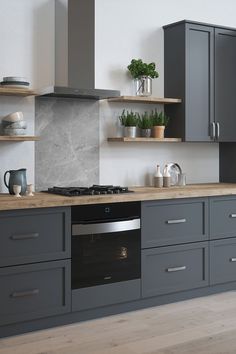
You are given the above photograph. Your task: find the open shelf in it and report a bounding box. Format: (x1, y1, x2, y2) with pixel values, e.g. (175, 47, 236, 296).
(107, 96, 182, 104)
(107, 137, 182, 143)
(0, 87, 36, 97)
(0, 136, 40, 141)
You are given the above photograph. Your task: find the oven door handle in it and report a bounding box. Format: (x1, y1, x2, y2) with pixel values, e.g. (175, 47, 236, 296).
(72, 219, 140, 235)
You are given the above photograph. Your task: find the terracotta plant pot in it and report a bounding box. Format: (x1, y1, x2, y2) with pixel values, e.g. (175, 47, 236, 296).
(152, 125, 165, 138)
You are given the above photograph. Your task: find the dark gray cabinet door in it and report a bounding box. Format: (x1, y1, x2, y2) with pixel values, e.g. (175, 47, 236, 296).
(164, 21, 214, 142)
(0, 260, 71, 326)
(185, 24, 214, 142)
(141, 198, 208, 248)
(210, 196, 236, 239)
(0, 207, 71, 267)
(142, 242, 208, 298)
(215, 28, 236, 142)
(210, 238, 236, 285)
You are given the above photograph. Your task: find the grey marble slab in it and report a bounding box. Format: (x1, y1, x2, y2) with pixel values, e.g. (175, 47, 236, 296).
(35, 97, 99, 191)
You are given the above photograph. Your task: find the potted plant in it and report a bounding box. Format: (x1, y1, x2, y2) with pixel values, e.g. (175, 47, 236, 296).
(150, 110, 170, 138)
(119, 109, 138, 138)
(127, 58, 159, 96)
(137, 112, 152, 137)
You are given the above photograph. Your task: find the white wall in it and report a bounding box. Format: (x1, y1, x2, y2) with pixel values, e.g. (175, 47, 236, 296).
(0, 0, 54, 192)
(96, 0, 236, 186)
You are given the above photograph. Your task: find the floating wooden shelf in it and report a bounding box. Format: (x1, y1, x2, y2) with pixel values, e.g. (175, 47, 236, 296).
(0, 87, 36, 97)
(107, 96, 182, 104)
(107, 137, 182, 143)
(0, 136, 40, 141)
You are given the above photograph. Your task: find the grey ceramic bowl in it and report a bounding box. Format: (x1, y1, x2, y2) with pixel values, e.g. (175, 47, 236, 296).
(4, 128, 26, 136)
(3, 121, 27, 129)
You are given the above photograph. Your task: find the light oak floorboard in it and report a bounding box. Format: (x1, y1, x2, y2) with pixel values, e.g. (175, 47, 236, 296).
(1, 291, 236, 354)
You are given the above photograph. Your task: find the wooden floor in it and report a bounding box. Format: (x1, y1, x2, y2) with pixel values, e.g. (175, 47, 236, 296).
(1, 291, 236, 354)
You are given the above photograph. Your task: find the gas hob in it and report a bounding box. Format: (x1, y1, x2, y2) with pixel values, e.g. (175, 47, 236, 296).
(45, 185, 133, 197)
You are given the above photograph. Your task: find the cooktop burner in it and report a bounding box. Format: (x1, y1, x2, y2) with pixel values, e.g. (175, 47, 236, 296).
(46, 185, 133, 197)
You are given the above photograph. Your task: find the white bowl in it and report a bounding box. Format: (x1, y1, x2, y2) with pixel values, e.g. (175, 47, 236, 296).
(2, 111, 24, 123)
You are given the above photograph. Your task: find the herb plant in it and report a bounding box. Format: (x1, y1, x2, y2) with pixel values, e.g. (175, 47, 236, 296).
(119, 109, 138, 127)
(150, 110, 170, 126)
(137, 112, 152, 129)
(127, 59, 159, 79)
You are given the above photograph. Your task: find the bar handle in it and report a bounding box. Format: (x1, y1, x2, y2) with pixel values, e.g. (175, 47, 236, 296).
(10, 233, 39, 241)
(166, 266, 187, 273)
(230, 214, 236, 218)
(230, 258, 236, 262)
(166, 218, 186, 225)
(11, 289, 39, 298)
(216, 122, 220, 140)
(211, 122, 216, 139)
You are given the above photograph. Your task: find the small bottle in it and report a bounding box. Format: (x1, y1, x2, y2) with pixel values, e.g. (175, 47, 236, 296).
(154, 165, 163, 188)
(163, 167, 171, 188)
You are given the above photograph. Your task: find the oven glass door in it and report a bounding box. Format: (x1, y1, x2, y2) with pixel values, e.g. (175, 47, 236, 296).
(72, 228, 140, 289)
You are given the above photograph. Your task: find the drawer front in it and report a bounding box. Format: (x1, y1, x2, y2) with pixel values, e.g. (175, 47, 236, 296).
(141, 198, 208, 248)
(142, 242, 208, 298)
(72, 279, 141, 312)
(210, 238, 236, 285)
(0, 260, 71, 326)
(0, 207, 71, 267)
(210, 197, 236, 239)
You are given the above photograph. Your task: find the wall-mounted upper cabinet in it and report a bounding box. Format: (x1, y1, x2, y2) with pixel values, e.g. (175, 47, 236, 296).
(164, 20, 236, 142)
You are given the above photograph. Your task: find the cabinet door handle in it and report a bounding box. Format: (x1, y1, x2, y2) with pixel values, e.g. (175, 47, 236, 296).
(229, 214, 236, 218)
(166, 266, 187, 272)
(11, 289, 39, 298)
(166, 218, 186, 224)
(10, 233, 39, 240)
(230, 258, 236, 262)
(211, 122, 216, 139)
(216, 122, 220, 140)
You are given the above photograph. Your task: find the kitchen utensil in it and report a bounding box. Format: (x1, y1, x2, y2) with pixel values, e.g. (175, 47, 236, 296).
(4, 168, 27, 195)
(3, 121, 27, 129)
(3, 76, 28, 82)
(27, 184, 34, 196)
(3, 128, 26, 136)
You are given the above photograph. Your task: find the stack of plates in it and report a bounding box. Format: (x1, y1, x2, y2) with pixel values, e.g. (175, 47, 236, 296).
(2, 112, 27, 136)
(0, 76, 30, 89)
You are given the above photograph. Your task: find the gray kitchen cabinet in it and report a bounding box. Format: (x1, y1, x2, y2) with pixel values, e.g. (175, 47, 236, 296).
(141, 198, 208, 248)
(210, 196, 236, 239)
(210, 238, 236, 285)
(0, 207, 71, 267)
(164, 20, 236, 142)
(142, 242, 208, 298)
(0, 206, 71, 327)
(0, 260, 71, 326)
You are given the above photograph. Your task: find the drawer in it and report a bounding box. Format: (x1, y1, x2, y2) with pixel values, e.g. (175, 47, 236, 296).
(72, 279, 141, 312)
(142, 242, 208, 298)
(210, 196, 236, 239)
(0, 207, 71, 267)
(210, 238, 236, 285)
(141, 198, 208, 248)
(0, 260, 71, 326)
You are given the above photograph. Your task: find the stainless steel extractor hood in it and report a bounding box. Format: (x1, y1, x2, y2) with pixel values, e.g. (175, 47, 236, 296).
(38, 0, 120, 100)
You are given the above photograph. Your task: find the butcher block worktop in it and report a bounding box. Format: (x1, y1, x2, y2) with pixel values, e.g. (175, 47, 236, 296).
(1, 183, 236, 211)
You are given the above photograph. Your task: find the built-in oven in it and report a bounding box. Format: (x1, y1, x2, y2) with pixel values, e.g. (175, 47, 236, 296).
(71, 202, 141, 289)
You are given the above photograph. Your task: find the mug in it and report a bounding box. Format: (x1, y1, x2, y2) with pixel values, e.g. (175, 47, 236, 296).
(4, 168, 27, 195)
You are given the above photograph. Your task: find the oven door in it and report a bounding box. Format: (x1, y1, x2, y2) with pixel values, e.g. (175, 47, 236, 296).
(71, 219, 141, 289)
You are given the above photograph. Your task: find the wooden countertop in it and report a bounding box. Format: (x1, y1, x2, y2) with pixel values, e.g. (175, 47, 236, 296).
(1, 183, 236, 211)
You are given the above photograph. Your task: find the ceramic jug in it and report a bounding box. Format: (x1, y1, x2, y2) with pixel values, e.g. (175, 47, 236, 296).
(4, 168, 27, 195)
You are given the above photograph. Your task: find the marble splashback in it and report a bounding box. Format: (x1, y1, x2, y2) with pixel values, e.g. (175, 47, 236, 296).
(35, 97, 99, 191)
